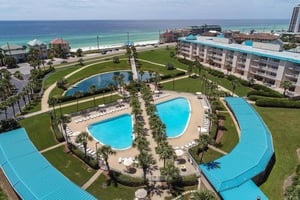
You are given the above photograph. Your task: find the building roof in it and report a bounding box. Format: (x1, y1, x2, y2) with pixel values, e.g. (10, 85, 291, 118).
(50, 38, 69, 45)
(28, 39, 46, 46)
(0, 128, 96, 200)
(186, 34, 197, 40)
(200, 97, 273, 199)
(232, 33, 279, 41)
(0, 44, 24, 51)
(178, 35, 300, 64)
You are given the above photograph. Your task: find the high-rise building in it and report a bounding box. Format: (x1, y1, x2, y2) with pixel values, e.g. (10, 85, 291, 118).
(288, 4, 300, 32)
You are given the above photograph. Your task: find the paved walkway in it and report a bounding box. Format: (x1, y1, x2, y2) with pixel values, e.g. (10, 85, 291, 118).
(130, 57, 138, 80)
(40, 142, 66, 153)
(81, 169, 104, 190)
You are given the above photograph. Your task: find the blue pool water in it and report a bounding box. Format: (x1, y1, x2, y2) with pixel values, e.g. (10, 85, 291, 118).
(87, 114, 133, 150)
(156, 97, 190, 138)
(65, 71, 151, 96)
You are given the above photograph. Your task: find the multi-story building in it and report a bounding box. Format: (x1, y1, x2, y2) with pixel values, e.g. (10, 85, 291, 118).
(50, 38, 70, 56)
(288, 4, 300, 33)
(27, 39, 48, 59)
(178, 35, 300, 94)
(0, 43, 27, 63)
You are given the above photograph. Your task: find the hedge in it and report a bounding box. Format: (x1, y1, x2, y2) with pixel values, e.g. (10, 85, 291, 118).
(208, 68, 225, 78)
(256, 98, 300, 108)
(0, 119, 21, 133)
(69, 144, 99, 169)
(171, 174, 198, 187)
(247, 90, 283, 98)
(177, 58, 194, 66)
(109, 171, 144, 187)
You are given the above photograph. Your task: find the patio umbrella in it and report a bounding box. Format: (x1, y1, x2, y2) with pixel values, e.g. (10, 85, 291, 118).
(175, 149, 184, 157)
(123, 158, 133, 167)
(135, 188, 147, 199)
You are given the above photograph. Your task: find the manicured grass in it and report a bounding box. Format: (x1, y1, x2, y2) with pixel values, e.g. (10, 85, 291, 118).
(87, 174, 141, 200)
(66, 60, 130, 84)
(44, 65, 81, 89)
(217, 112, 239, 153)
(189, 147, 224, 164)
(138, 60, 183, 76)
(43, 146, 96, 186)
(254, 106, 300, 200)
(138, 48, 189, 70)
(19, 113, 57, 150)
(162, 77, 204, 93)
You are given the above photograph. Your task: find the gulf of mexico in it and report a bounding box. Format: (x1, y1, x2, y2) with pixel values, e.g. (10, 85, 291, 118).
(0, 19, 290, 49)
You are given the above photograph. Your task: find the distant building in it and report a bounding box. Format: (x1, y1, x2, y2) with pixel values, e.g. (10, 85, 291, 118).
(178, 35, 300, 94)
(231, 33, 280, 44)
(288, 4, 300, 33)
(0, 43, 27, 63)
(159, 24, 221, 44)
(50, 38, 70, 56)
(27, 39, 48, 59)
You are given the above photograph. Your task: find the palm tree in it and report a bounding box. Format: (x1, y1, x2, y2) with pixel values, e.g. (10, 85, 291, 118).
(47, 61, 53, 69)
(193, 189, 217, 200)
(187, 65, 193, 77)
(0, 49, 4, 66)
(196, 134, 214, 163)
(248, 77, 256, 87)
(0, 101, 8, 120)
(139, 70, 145, 81)
(154, 72, 161, 90)
(75, 131, 93, 158)
(156, 141, 174, 167)
(58, 114, 71, 144)
(78, 58, 84, 66)
(225, 64, 232, 75)
(231, 79, 240, 96)
(73, 91, 83, 112)
(137, 151, 156, 184)
(48, 97, 58, 118)
(89, 84, 97, 106)
(96, 145, 116, 172)
(7, 96, 16, 118)
(133, 136, 150, 152)
(280, 80, 292, 96)
(108, 83, 115, 101)
(160, 161, 180, 190)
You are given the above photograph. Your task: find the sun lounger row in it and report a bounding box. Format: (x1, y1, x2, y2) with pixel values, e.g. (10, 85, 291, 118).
(74, 105, 129, 123)
(75, 143, 97, 158)
(173, 141, 198, 150)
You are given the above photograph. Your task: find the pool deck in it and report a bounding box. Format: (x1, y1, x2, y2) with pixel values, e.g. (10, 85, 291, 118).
(67, 89, 205, 178)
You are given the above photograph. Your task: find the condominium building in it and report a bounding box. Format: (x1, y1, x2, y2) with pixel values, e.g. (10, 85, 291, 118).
(288, 4, 300, 33)
(0, 43, 27, 63)
(27, 39, 48, 59)
(178, 35, 300, 94)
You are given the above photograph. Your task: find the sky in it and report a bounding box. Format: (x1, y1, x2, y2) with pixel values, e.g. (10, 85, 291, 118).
(0, 0, 299, 20)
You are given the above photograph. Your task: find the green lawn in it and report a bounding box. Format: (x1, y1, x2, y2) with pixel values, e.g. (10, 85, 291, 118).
(138, 48, 189, 70)
(217, 112, 239, 153)
(138, 60, 183, 76)
(255, 106, 300, 200)
(43, 146, 96, 186)
(87, 174, 141, 200)
(162, 77, 204, 93)
(19, 113, 57, 150)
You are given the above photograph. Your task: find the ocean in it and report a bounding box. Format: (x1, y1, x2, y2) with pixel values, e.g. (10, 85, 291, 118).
(0, 19, 289, 51)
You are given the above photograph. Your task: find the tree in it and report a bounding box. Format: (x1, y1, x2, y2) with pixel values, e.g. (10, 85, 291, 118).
(89, 84, 97, 106)
(73, 91, 83, 112)
(0, 101, 8, 120)
(78, 58, 84, 66)
(7, 96, 16, 118)
(47, 61, 53, 69)
(153, 72, 161, 90)
(113, 56, 120, 63)
(108, 83, 115, 101)
(96, 145, 116, 172)
(225, 64, 232, 75)
(3, 56, 17, 68)
(156, 140, 174, 167)
(160, 161, 180, 190)
(0, 49, 4, 66)
(58, 114, 71, 144)
(137, 151, 156, 184)
(76, 48, 83, 57)
(231, 79, 240, 96)
(169, 51, 175, 58)
(193, 189, 218, 200)
(280, 80, 292, 96)
(139, 70, 145, 81)
(75, 131, 93, 158)
(187, 65, 193, 77)
(196, 134, 214, 163)
(248, 77, 255, 87)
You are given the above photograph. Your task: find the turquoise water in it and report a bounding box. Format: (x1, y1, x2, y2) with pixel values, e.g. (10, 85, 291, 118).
(156, 97, 190, 138)
(88, 114, 133, 150)
(65, 71, 151, 96)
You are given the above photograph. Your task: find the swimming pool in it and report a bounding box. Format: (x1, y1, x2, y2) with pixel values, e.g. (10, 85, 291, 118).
(156, 97, 191, 138)
(87, 114, 133, 150)
(65, 71, 151, 96)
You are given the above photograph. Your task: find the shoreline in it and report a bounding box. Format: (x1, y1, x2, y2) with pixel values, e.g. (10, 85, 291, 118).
(70, 40, 159, 52)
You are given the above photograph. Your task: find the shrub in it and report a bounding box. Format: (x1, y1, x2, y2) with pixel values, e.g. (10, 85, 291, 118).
(50, 120, 65, 142)
(70, 144, 99, 169)
(171, 174, 198, 187)
(256, 98, 300, 108)
(0, 119, 21, 133)
(178, 58, 194, 66)
(247, 90, 283, 98)
(109, 171, 144, 187)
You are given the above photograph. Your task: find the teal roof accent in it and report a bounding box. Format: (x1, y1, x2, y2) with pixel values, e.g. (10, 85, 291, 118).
(178, 36, 300, 64)
(0, 128, 97, 200)
(186, 34, 197, 40)
(244, 40, 253, 46)
(199, 97, 273, 199)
